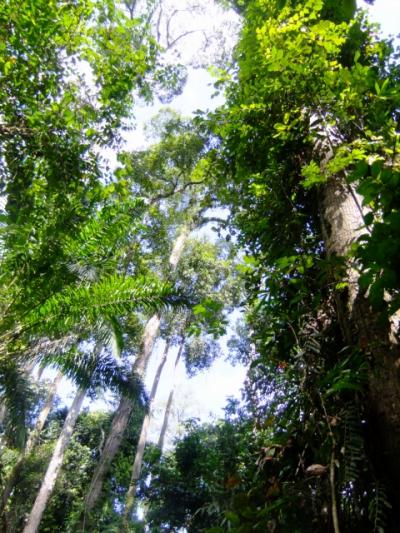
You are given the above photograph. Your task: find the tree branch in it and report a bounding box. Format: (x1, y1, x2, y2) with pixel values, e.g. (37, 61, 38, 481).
(149, 179, 205, 205)
(197, 216, 228, 228)
(166, 29, 207, 51)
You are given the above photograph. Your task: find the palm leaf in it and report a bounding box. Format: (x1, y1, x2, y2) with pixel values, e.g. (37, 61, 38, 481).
(62, 198, 145, 278)
(24, 275, 183, 338)
(38, 346, 146, 402)
(0, 361, 34, 449)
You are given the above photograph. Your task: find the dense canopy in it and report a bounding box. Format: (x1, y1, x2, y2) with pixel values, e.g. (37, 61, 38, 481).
(0, 0, 399, 531)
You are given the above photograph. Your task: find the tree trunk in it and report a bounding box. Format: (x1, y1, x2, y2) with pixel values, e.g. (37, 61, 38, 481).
(22, 385, 86, 533)
(81, 315, 161, 520)
(158, 336, 185, 452)
(320, 175, 400, 496)
(122, 339, 171, 524)
(82, 227, 190, 518)
(81, 394, 133, 524)
(0, 372, 63, 525)
(0, 406, 6, 457)
(0, 405, 6, 428)
(27, 371, 63, 455)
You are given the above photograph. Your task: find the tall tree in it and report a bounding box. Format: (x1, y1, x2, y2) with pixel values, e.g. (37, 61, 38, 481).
(0, 0, 187, 375)
(82, 226, 190, 522)
(81, 112, 211, 520)
(22, 384, 87, 533)
(121, 237, 237, 523)
(21, 257, 178, 533)
(121, 340, 172, 528)
(206, 0, 400, 528)
(2, 402, 148, 532)
(0, 173, 176, 532)
(157, 337, 185, 452)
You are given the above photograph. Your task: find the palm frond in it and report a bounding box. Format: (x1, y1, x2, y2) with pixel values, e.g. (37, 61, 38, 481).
(62, 198, 145, 275)
(342, 404, 366, 484)
(38, 346, 146, 403)
(106, 316, 125, 360)
(25, 334, 77, 362)
(24, 275, 183, 338)
(90, 358, 148, 405)
(0, 361, 34, 449)
(368, 481, 392, 533)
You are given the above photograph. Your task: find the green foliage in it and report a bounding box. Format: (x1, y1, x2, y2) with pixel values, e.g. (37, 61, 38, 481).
(25, 274, 176, 338)
(0, 361, 42, 449)
(159, 237, 242, 376)
(0, 0, 188, 357)
(1, 0, 400, 530)
(174, 239, 240, 335)
(368, 481, 392, 533)
(0, 4, 195, 529)
(2, 406, 147, 532)
(170, 0, 400, 530)
(143, 417, 252, 531)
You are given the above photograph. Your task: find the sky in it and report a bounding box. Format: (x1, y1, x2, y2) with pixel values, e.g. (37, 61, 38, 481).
(360, 0, 400, 39)
(55, 0, 400, 445)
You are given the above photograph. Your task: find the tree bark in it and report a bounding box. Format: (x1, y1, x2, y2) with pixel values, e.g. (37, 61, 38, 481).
(0, 372, 63, 524)
(157, 336, 185, 452)
(122, 339, 171, 524)
(27, 371, 63, 455)
(81, 394, 133, 524)
(321, 175, 400, 496)
(0, 406, 6, 457)
(82, 227, 190, 518)
(0, 405, 6, 428)
(81, 315, 161, 520)
(22, 385, 86, 533)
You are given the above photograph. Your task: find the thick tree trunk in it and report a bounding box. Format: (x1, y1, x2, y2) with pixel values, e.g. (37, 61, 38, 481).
(0, 372, 63, 524)
(122, 339, 171, 524)
(22, 385, 86, 533)
(321, 176, 400, 496)
(158, 336, 185, 452)
(82, 227, 190, 517)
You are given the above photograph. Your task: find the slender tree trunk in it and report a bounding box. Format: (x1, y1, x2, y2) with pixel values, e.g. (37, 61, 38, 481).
(81, 394, 132, 525)
(82, 227, 190, 518)
(81, 315, 161, 520)
(0, 406, 7, 457)
(0, 372, 63, 524)
(0, 405, 6, 428)
(22, 385, 86, 533)
(26, 371, 63, 455)
(158, 336, 185, 452)
(122, 339, 171, 525)
(320, 175, 400, 495)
